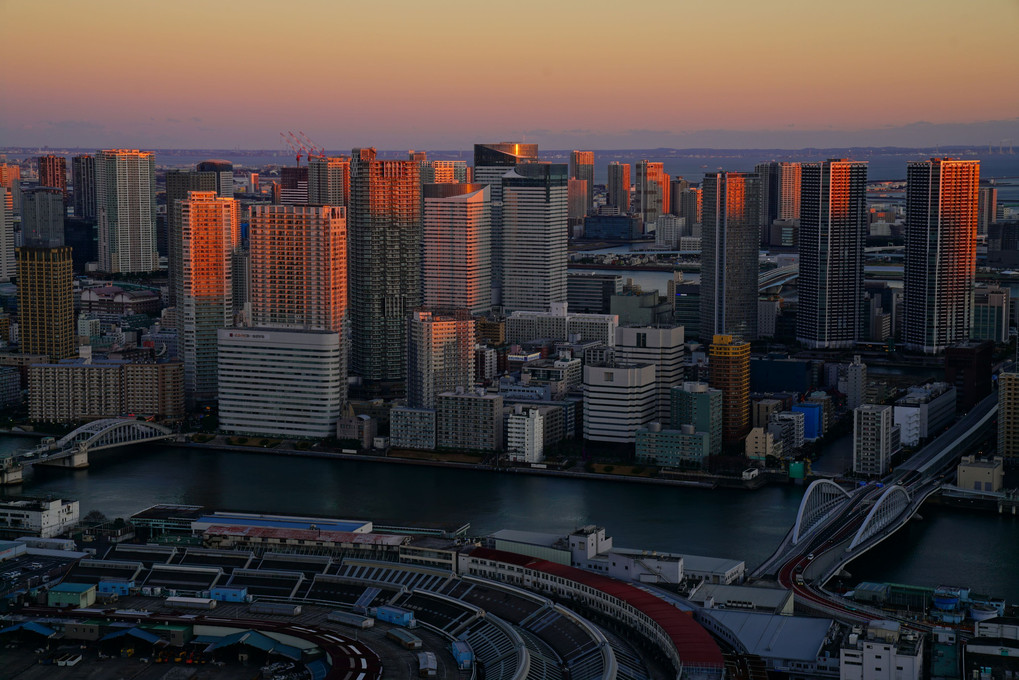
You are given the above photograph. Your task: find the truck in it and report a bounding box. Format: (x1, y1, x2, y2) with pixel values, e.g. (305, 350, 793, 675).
(165, 596, 217, 611)
(417, 651, 437, 678)
(249, 602, 302, 616)
(387, 628, 422, 650)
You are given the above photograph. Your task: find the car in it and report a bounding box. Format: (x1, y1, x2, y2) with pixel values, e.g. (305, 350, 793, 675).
(807, 553, 815, 560)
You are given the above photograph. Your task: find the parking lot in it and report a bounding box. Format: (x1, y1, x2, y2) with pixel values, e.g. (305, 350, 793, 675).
(0, 554, 77, 594)
(0, 645, 261, 680)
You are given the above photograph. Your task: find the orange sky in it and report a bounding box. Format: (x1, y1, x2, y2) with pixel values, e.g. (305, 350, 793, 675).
(3, 0, 1018, 148)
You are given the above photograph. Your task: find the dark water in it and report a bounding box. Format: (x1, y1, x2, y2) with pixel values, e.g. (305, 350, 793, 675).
(1, 437, 1016, 601)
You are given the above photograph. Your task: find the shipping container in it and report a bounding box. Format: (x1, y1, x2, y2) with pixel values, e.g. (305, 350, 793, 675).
(387, 628, 422, 650)
(327, 610, 375, 629)
(165, 596, 217, 610)
(450, 640, 473, 669)
(249, 601, 302, 616)
(375, 605, 416, 628)
(417, 651, 437, 677)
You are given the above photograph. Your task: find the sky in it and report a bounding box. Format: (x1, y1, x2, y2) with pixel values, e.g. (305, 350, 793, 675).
(3, 0, 1018, 150)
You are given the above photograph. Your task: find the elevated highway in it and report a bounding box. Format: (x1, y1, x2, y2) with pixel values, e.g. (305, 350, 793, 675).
(752, 391, 999, 625)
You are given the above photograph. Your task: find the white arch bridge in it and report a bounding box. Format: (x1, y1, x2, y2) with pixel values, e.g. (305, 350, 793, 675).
(16, 419, 174, 472)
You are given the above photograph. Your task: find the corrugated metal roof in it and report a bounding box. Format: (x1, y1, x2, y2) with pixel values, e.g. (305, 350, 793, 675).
(0, 621, 57, 637)
(100, 627, 163, 645)
(468, 547, 724, 668)
(700, 609, 833, 661)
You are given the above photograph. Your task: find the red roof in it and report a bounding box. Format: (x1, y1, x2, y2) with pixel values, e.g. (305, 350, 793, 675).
(468, 547, 724, 668)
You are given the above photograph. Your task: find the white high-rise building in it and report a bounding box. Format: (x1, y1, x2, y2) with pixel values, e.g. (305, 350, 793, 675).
(218, 328, 343, 439)
(96, 149, 157, 273)
(614, 326, 685, 426)
(422, 184, 491, 314)
(501, 164, 569, 313)
(583, 362, 657, 443)
(853, 404, 895, 477)
(506, 404, 545, 463)
(473, 143, 538, 307)
(178, 191, 239, 403)
(407, 310, 475, 409)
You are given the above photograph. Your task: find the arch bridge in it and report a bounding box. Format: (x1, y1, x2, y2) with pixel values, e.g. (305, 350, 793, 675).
(791, 479, 852, 545)
(847, 484, 911, 551)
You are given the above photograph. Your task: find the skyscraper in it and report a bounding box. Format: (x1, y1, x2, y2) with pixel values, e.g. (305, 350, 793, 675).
(903, 158, 979, 354)
(349, 148, 421, 387)
(998, 372, 1019, 461)
(567, 178, 588, 228)
(406, 310, 476, 409)
(501, 163, 568, 313)
(606, 162, 631, 213)
(249, 204, 347, 334)
(708, 334, 751, 445)
(422, 183, 491, 314)
(0, 163, 21, 211)
(21, 189, 64, 248)
(16, 202, 74, 362)
(178, 191, 240, 403)
(700, 171, 759, 341)
(635, 161, 669, 229)
(166, 169, 218, 306)
(308, 155, 350, 206)
(95, 149, 157, 273)
(977, 186, 997, 237)
(0, 188, 12, 281)
(420, 160, 470, 185)
(570, 150, 595, 214)
(279, 166, 309, 205)
(473, 143, 539, 306)
(755, 161, 801, 229)
(797, 159, 868, 349)
(71, 154, 97, 221)
(37, 155, 67, 203)
(196, 159, 234, 198)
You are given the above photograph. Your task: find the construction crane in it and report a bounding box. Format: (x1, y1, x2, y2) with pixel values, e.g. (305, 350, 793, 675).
(297, 131, 326, 160)
(280, 131, 305, 166)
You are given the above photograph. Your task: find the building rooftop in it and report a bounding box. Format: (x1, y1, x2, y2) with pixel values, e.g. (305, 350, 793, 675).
(50, 582, 95, 593)
(688, 583, 792, 612)
(203, 525, 407, 546)
(701, 609, 835, 662)
(491, 529, 564, 549)
(194, 512, 370, 534)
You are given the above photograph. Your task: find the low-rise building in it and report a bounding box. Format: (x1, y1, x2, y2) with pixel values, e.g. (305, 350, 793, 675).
(47, 582, 96, 608)
(688, 582, 794, 615)
(436, 389, 503, 452)
(956, 455, 1004, 493)
(893, 382, 956, 446)
(505, 405, 544, 463)
(840, 620, 923, 680)
(506, 302, 618, 347)
(636, 423, 711, 469)
(745, 426, 783, 462)
(336, 413, 377, 450)
(0, 497, 79, 538)
(390, 407, 436, 451)
(769, 410, 805, 452)
(28, 356, 185, 422)
(583, 362, 656, 443)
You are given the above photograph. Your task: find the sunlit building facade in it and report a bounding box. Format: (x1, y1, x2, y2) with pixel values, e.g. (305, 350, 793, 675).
(570, 150, 595, 214)
(635, 160, 669, 229)
(708, 334, 751, 445)
(96, 149, 157, 273)
(178, 191, 240, 403)
(422, 183, 491, 314)
(348, 148, 420, 387)
(407, 310, 476, 409)
(16, 246, 74, 361)
(700, 171, 759, 341)
(166, 169, 218, 306)
(797, 160, 868, 349)
(37, 155, 66, 203)
(903, 158, 979, 354)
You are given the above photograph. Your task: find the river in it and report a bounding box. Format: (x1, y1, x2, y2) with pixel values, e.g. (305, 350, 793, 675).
(1, 436, 1016, 602)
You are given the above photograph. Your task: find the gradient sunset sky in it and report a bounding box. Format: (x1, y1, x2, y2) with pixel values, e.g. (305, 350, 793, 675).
(4, 0, 1018, 149)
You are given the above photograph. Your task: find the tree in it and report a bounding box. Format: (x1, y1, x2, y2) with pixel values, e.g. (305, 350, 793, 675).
(81, 510, 108, 527)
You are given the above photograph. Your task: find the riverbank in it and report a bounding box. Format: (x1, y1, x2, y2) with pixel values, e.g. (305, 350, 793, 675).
(167, 439, 790, 491)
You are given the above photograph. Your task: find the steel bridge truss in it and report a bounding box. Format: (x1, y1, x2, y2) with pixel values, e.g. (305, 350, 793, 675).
(54, 419, 173, 453)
